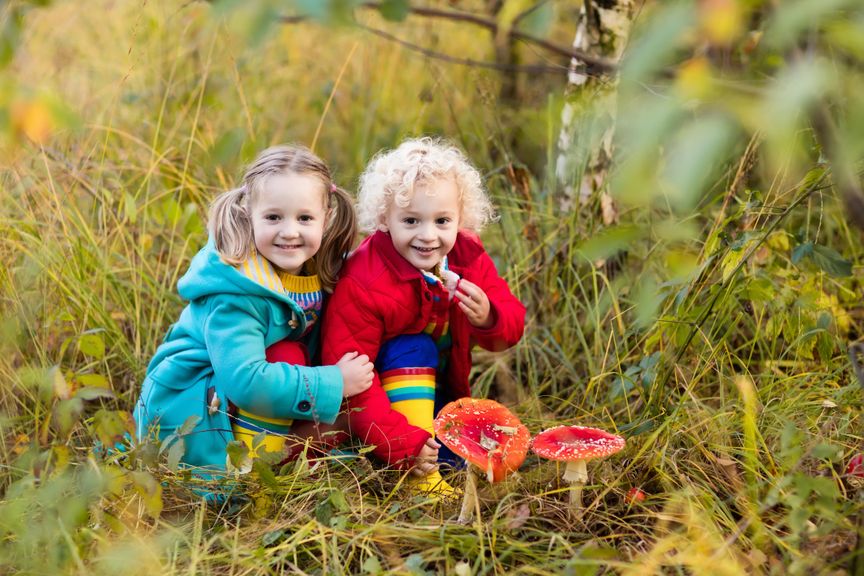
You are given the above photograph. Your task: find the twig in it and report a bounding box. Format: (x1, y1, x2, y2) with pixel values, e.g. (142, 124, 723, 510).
(357, 23, 567, 74)
(276, 2, 617, 74)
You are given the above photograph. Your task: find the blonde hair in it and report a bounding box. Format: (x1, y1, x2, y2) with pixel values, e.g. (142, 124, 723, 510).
(208, 145, 356, 292)
(357, 137, 496, 233)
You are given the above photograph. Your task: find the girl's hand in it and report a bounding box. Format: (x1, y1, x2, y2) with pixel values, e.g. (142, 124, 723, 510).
(411, 438, 441, 477)
(455, 279, 493, 328)
(337, 351, 374, 398)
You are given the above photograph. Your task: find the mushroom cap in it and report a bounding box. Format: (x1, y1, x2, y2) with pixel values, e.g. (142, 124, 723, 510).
(530, 425, 625, 462)
(433, 398, 530, 483)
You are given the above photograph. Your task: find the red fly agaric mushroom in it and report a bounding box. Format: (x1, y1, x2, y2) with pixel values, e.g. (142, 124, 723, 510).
(846, 453, 864, 489)
(531, 425, 625, 511)
(434, 398, 530, 523)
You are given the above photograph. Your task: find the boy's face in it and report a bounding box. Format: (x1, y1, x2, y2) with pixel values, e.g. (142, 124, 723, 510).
(380, 177, 461, 272)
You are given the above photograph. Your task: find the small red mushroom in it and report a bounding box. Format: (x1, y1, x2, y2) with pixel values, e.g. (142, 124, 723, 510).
(846, 453, 864, 489)
(626, 487, 646, 504)
(530, 425, 625, 512)
(434, 398, 530, 523)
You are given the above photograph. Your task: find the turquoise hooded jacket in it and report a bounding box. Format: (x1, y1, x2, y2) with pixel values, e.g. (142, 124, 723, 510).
(134, 240, 343, 470)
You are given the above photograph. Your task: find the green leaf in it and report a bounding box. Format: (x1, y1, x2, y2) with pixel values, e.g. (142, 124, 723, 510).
(262, 529, 285, 547)
(92, 409, 133, 447)
(226, 440, 252, 474)
(363, 555, 383, 574)
(620, 2, 694, 85)
(516, 2, 554, 38)
(54, 397, 84, 437)
(76, 373, 109, 389)
(123, 192, 137, 224)
(378, 0, 409, 22)
(810, 244, 853, 277)
(576, 224, 643, 262)
(792, 242, 852, 277)
(766, 0, 855, 49)
(75, 386, 116, 401)
(296, 0, 360, 25)
(177, 415, 202, 436)
(252, 458, 279, 489)
(246, 4, 280, 48)
(131, 471, 163, 518)
(810, 443, 842, 462)
(661, 114, 737, 211)
(77, 332, 105, 359)
(166, 437, 185, 471)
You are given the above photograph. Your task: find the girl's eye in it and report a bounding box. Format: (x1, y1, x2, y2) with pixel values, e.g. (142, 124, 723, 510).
(265, 214, 280, 221)
(299, 215, 313, 222)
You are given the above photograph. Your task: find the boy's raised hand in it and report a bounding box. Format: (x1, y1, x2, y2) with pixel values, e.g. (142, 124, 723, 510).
(455, 279, 493, 328)
(411, 438, 441, 476)
(337, 351, 374, 398)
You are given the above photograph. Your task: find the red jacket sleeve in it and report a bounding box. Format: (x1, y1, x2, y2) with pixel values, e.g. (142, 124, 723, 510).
(321, 277, 431, 467)
(466, 250, 526, 351)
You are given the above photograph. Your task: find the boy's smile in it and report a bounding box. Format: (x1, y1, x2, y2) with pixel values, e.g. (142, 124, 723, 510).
(380, 176, 461, 272)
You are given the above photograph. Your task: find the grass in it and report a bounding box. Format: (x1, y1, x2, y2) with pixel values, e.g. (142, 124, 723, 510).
(1, 0, 862, 574)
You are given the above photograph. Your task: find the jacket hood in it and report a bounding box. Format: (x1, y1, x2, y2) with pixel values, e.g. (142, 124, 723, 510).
(178, 239, 299, 305)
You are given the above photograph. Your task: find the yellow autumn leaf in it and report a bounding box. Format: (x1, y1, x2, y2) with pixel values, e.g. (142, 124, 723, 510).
(676, 57, 713, 101)
(700, 0, 745, 46)
(11, 100, 55, 144)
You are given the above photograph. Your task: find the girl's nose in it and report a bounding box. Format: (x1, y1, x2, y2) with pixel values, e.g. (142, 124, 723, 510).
(278, 224, 299, 239)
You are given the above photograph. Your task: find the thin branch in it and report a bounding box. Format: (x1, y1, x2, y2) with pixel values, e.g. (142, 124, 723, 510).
(356, 23, 568, 75)
(277, 3, 617, 74)
(361, 1, 617, 72)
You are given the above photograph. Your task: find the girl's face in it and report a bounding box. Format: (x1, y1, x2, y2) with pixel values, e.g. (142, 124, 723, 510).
(380, 176, 461, 272)
(251, 172, 327, 274)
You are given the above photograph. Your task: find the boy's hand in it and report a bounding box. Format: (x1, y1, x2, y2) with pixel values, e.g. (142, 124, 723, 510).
(337, 351, 374, 398)
(411, 438, 441, 476)
(455, 279, 493, 328)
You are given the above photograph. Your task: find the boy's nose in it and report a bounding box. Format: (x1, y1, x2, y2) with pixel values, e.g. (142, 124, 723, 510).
(417, 224, 436, 240)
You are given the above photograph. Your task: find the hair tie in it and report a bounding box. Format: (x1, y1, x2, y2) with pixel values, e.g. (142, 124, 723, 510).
(330, 183, 338, 194)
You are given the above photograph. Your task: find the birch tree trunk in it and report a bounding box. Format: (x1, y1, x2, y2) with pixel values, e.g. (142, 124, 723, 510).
(556, 0, 636, 223)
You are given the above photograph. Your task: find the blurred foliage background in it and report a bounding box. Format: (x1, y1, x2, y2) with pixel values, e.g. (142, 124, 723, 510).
(1, 0, 862, 574)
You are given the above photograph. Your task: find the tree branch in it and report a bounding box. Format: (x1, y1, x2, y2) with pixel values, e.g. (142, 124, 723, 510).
(277, 2, 617, 75)
(356, 23, 568, 75)
(359, 2, 616, 73)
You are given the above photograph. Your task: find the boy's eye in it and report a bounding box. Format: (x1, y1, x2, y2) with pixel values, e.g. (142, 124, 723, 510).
(403, 217, 418, 225)
(436, 217, 451, 225)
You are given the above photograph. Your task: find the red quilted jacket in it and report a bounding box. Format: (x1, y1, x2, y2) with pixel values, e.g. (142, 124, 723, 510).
(321, 230, 526, 467)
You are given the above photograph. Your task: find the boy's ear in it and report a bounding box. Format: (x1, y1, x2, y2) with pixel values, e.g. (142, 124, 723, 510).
(377, 217, 389, 232)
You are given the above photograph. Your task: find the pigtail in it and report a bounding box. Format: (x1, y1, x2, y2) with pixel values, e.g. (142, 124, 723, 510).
(208, 186, 254, 264)
(316, 184, 357, 292)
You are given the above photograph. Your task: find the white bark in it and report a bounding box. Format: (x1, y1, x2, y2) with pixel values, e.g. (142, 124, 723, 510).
(556, 0, 636, 220)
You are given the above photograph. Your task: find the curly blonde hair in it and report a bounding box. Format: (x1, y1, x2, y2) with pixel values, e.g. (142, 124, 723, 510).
(357, 137, 496, 233)
(207, 145, 356, 292)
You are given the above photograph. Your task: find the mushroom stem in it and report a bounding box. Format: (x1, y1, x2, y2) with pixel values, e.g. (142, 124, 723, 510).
(457, 465, 479, 523)
(562, 459, 588, 509)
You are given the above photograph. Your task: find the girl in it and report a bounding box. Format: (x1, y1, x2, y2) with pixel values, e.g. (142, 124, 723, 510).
(134, 145, 374, 472)
(321, 137, 526, 494)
